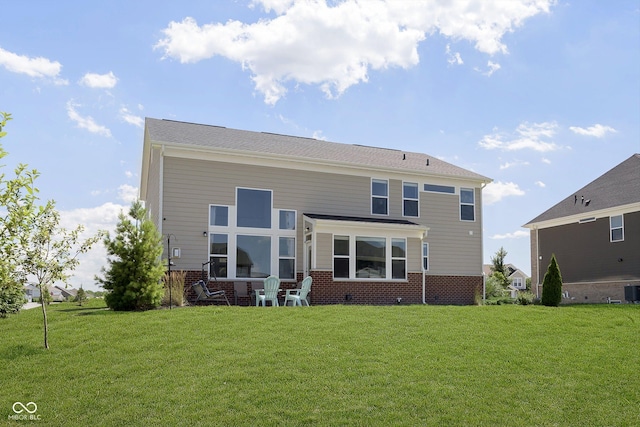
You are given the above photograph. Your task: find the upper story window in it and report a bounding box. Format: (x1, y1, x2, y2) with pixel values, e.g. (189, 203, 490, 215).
(210, 205, 229, 226)
(460, 188, 475, 221)
(237, 188, 272, 228)
(512, 277, 524, 289)
(403, 182, 419, 217)
(279, 210, 296, 230)
(371, 179, 388, 215)
(610, 215, 624, 242)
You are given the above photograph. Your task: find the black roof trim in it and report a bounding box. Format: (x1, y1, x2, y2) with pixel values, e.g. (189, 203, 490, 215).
(304, 213, 420, 226)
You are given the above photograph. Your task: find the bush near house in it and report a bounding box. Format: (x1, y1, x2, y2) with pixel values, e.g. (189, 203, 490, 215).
(542, 254, 563, 307)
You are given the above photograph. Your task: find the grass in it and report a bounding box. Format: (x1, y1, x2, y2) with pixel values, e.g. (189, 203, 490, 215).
(1, 301, 638, 426)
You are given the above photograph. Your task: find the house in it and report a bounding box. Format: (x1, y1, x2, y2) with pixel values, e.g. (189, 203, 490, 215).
(523, 154, 640, 303)
(24, 284, 65, 302)
(482, 263, 530, 297)
(54, 286, 77, 301)
(140, 118, 492, 305)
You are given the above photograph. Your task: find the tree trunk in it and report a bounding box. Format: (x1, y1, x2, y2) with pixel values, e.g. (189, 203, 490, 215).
(40, 298, 49, 349)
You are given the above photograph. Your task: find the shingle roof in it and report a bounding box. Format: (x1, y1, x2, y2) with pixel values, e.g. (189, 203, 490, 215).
(145, 118, 490, 182)
(304, 213, 419, 225)
(525, 154, 640, 225)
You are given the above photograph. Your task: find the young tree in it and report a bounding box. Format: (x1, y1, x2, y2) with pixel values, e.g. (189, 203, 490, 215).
(97, 201, 165, 311)
(23, 201, 103, 349)
(75, 286, 88, 306)
(490, 246, 508, 275)
(0, 112, 35, 316)
(541, 254, 563, 307)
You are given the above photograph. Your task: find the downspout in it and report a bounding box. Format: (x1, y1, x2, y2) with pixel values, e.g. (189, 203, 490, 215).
(535, 226, 540, 299)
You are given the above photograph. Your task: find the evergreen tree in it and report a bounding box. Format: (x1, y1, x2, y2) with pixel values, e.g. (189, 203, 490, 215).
(541, 254, 563, 307)
(97, 201, 165, 311)
(75, 286, 88, 306)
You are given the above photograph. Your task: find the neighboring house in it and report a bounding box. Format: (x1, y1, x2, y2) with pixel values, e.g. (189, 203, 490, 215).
(523, 154, 640, 303)
(482, 263, 530, 298)
(24, 284, 65, 302)
(140, 118, 492, 305)
(54, 286, 77, 300)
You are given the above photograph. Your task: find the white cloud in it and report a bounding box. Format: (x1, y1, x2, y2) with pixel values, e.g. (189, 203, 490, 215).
(59, 202, 128, 291)
(79, 71, 118, 88)
(541, 157, 551, 164)
(0, 46, 68, 84)
(490, 230, 529, 239)
(118, 184, 138, 204)
(476, 60, 501, 76)
(569, 124, 616, 138)
(446, 44, 463, 65)
(66, 101, 112, 137)
(119, 106, 144, 128)
(483, 181, 525, 205)
(479, 121, 560, 152)
(535, 180, 546, 188)
(499, 160, 529, 170)
(125, 170, 134, 179)
(155, 0, 554, 104)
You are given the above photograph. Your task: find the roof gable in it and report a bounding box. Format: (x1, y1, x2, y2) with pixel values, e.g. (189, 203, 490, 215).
(525, 154, 640, 226)
(144, 118, 490, 182)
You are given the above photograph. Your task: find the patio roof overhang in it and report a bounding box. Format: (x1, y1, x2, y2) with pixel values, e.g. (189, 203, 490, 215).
(303, 213, 429, 239)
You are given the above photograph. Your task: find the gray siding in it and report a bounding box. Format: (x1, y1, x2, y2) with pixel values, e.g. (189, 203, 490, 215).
(146, 147, 162, 229)
(538, 211, 640, 283)
(162, 156, 483, 276)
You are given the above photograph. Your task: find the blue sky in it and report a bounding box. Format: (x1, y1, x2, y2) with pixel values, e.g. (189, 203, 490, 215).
(1, 1, 638, 291)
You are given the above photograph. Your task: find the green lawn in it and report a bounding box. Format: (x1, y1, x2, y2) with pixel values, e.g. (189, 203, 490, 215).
(1, 300, 638, 426)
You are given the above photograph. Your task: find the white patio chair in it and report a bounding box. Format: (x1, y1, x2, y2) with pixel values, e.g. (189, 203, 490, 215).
(283, 276, 312, 307)
(256, 276, 280, 307)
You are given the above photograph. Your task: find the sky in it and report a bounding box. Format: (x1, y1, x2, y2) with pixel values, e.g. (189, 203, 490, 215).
(1, 0, 638, 291)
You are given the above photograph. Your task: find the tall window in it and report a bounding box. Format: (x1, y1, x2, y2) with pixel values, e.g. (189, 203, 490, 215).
(209, 233, 228, 278)
(356, 237, 386, 278)
(422, 242, 429, 271)
(460, 188, 475, 221)
(371, 179, 388, 215)
(236, 235, 271, 278)
(333, 235, 350, 279)
(391, 238, 406, 279)
(403, 182, 419, 217)
(610, 215, 624, 242)
(279, 237, 296, 279)
(237, 188, 271, 228)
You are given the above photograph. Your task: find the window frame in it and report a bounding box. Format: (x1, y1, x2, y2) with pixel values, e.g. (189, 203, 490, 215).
(332, 234, 409, 281)
(460, 188, 475, 222)
(610, 214, 624, 242)
(402, 182, 419, 218)
(371, 178, 389, 216)
(278, 236, 296, 280)
(422, 242, 429, 271)
(391, 238, 407, 280)
(208, 233, 228, 278)
(333, 235, 350, 279)
(236, 187, 273, 229)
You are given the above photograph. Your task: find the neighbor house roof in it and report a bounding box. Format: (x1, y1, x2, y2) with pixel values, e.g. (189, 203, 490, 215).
(144, 118, 491, 182)
(524, 154, 640, 227)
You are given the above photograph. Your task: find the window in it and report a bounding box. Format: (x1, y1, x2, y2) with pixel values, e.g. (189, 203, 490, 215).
(422, 242, 429, 271)
(391, 238, 406, 279)
(356, 237, 386, 278)
(236, 235, 271, 278)
(610, 215, 624, 242)
(209, 205, 229, 226)
(279, 237, 296, 279)
(279, 210, 296, 230)
(460, 188, 475, 221)
(403, 182, 419, 217)
(424, 184, 455, 194)
(237, 188, 271, 228)
(512, 277, 524, 289)
(333, 235, 350, 279)
(209, 234, 228, 278)
(371, 179, 388, 215)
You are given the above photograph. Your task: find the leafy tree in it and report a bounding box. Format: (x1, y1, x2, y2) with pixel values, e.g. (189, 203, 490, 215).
(22, 201, 103, 348)
(0, 112, 34, 316)
(541, 254, 563, 307)
(97, 201, 165, 311)
(490, 246, 508, 275)
(75, 286, 88, 306)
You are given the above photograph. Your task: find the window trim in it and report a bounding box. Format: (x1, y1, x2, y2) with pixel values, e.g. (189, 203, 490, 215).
(333, 235, 350, 279)
(371, 178, 389, 216)
(422, 242, 429, 271)
(278, 236, 296, 280)
(391, 238, 407, 280)
(610, 214, 624, 242)
(402, 182, 419, 218)
(460, 188, 475, 222)
(332, 234, 409, 281)
(236, 187, 273, 229)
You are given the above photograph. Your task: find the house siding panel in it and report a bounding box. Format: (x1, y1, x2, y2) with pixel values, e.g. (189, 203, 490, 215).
(538, 211, 640, 284)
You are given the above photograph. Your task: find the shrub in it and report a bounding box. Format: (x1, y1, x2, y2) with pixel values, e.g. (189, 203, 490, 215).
(516, 291, 535, 305)
(162, 271, 187, 307)
(541, 254, 563, 307)
(0, 283, 26, 317)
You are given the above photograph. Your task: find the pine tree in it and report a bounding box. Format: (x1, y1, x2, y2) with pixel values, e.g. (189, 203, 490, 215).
(75, 286, 87, 306)
(541, 254, 563, 307)
(97, 201, 165, 311)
